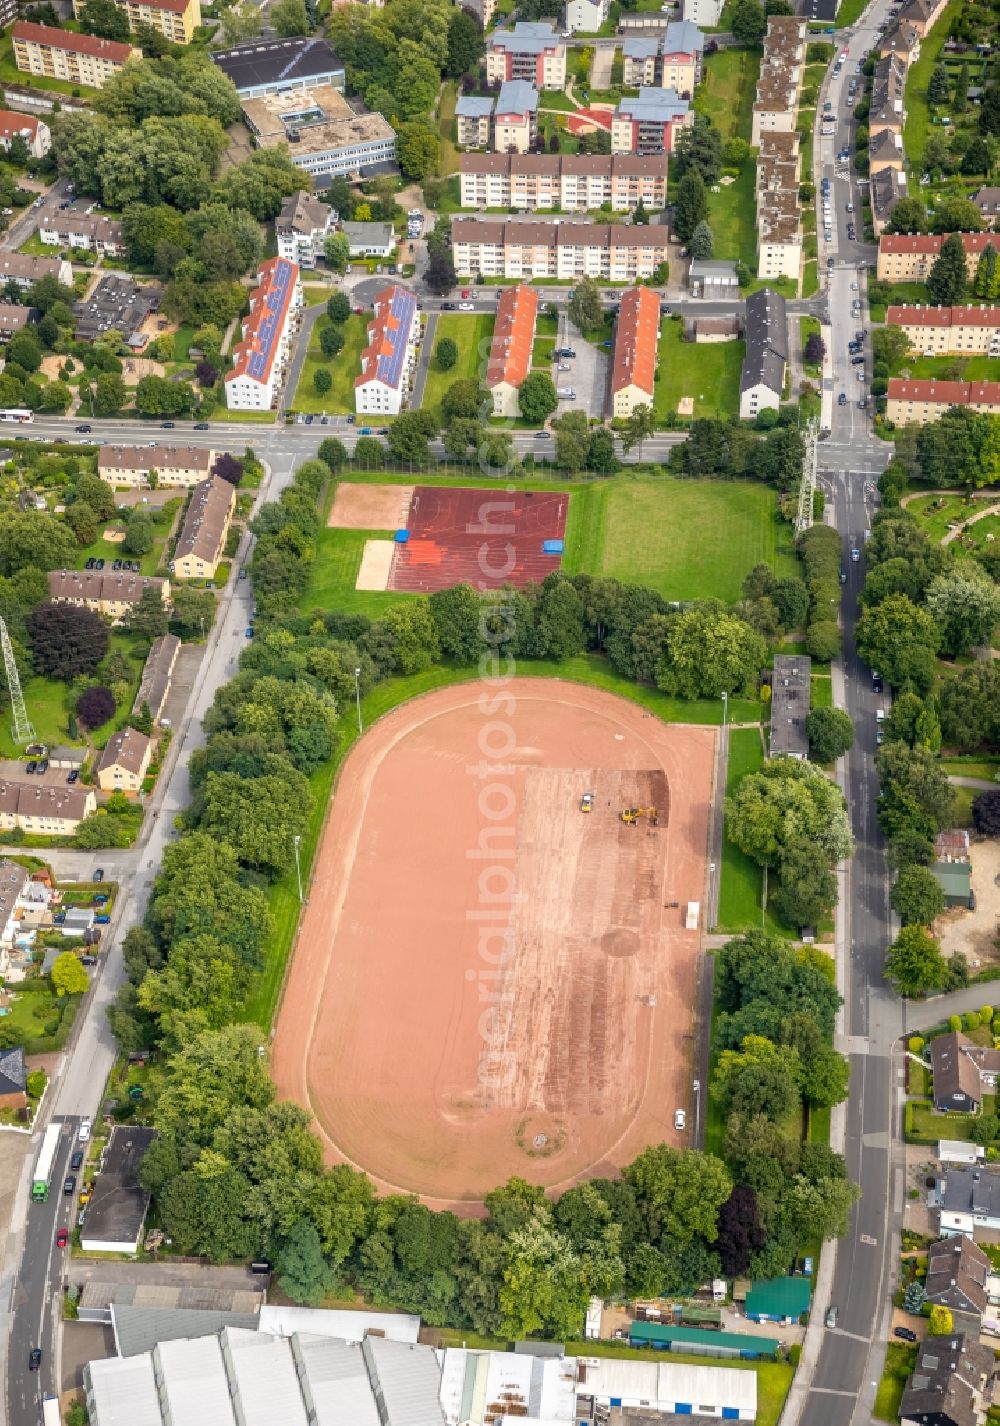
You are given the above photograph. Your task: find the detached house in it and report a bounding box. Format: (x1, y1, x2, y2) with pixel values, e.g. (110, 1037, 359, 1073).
(925, 1236, 992, 1323)
(899, 1333, 996, 1426)
(275, 191, 334, 268)
(940, 1166, 1000, 1238)
(0, 1047, 26, 1112)
(95, 728, 152, 794)
(931, 1032, 1000, 1114)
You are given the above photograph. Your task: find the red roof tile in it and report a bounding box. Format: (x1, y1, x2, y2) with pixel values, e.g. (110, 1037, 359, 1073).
(12, 21, 136, 62)
(486, 284, 537, 391)
(612, 286, 659, 398)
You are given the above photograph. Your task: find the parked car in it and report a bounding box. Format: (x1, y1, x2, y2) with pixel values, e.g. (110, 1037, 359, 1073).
(56, 1228, 68, 1248)
(80, 955, 97, 966)
(95, 914, 110, 925)
(245, 626, 255, 639)
(673, 1109, 686, 1130)
(825, 1306, 838, 1327)
(63, 1175, 76, 1195)
(458, 301, 474, 311)
(25, 762, 36, 774)
(93, 893, 108, 905)
(894, 1327, 917, 1342)
(70, 1150, 83, 1171)
(78, 1117, 92, 1139)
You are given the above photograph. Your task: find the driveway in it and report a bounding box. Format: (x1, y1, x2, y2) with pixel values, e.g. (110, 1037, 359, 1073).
(282, 303, 325, 413)
(410, 311, 438, 410)
(562, 312, 609, 419)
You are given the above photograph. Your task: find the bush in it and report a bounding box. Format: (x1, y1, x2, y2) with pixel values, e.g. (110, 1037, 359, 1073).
(313, 367, 332, 395)
(908, 1036, 925, 1054)
(965, 1011, 981, 1031)
(76, 684, 115, 730)
(949, 1014, 962, 1031)
(982, 1006, 995, 1024)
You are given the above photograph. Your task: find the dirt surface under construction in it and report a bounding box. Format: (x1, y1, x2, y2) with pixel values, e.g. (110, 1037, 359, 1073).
(327, 482, 414, 530)
(271, 679, 715, 1209)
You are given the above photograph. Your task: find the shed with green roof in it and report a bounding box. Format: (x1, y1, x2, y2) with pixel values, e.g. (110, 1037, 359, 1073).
(628, 1322, 780, 1359)
(745, 1276, 811, 1323)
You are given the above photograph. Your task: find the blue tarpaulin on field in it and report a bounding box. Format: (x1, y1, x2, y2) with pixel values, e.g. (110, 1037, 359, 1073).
(542, 539, 564, 554)
(394, 529, 410, 543)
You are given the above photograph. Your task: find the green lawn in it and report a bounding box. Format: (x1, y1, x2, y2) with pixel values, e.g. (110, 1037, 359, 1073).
(0, 35, 85, 95)
(874, 1344, 918, 1422)
(801, 316, 822, 377)
(718, 727, 787, 934)
(75, 505, 178, 578)
(811, 674, 833, 709)
(654, 320, 744, 424)
(438, 81, 460, 176)
(292, 313, 368, 416)
(908, 1096, 994, 1142)
(694, 48, 760, 144)
(905, 491, 987, 545)
(706, 162, 757, 266)
(801, 261, 819, 299)
(904, 0, 962, 165)
(297, 527, 413, 617)
(569, 476, 799, 602)
(420, 313, 495, 413)
(941, 758, 1000, 781)
(906, 353, 1000, 383)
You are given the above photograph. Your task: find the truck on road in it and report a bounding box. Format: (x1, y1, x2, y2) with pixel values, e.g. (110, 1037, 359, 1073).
(32, 1123, 61, 1203)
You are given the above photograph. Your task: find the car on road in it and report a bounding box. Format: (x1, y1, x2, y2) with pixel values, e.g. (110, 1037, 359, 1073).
(851, 546, 860, 562)
(441, 301, 456, 310)
(93, 869, 104, 883)
(29, 1348, 41, 1371)
(70, 1150, 83, 1171)
(858, 397, 867, 409)
(458, 301, 474, 311)
(161, 420, 175, 428)
(56, 1228, 68, 1249)
(63, 1175, 76, 1195)
(78, 1117, 92, 1139)
(674, 1109, 686, 1130)
(535, 431, 551, 438)
(840, 568, 847, 584)
(826, 1306, 839, 1328)
(838, 392, 847, 405)
(193, 422, 209, 430)
(75, 423, 91, 433)
(872, 672, 883, 692)
(894, 1326, 917, 1341)
(246, 626, 255, 638)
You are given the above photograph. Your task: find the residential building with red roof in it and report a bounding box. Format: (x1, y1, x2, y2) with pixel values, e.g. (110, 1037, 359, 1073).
(355, 285, 421, 417)
(877, 231, 997, 283)
(486, 284, 538, 418)
(72, 0, 201, 43)
(225, 257, 301, 412)
(12, 22, 139, 88)
(0, 111, 49, 160)
(886, 304, 1000, 357)
(887, 377, 1000, 425)
(611, 286, 659, 419)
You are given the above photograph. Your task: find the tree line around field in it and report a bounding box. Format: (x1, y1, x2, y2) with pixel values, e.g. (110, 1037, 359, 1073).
(109, 453, 854, 1317)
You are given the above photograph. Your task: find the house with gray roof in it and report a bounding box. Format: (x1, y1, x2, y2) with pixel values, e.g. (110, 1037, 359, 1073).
(925, 1236, 991, 1324)
(740, 287, 787, 420)
(456, 94, 495, 149)
(0, 1045, 26, 1109)
(940, 1166, 1000, 1238)
(899, 1333, 995, 1426)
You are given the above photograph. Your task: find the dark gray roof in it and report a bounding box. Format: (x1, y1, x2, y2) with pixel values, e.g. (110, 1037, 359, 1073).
(741, 287, 788, 396)
(925, 1236, 990, 1317)
(80, 1126, 156, 1250)
(112, 1303, 260, 1358)
(871, 167, 907, 224)
(210, 36, 344, 92)
(769, 655, 811, 757)
(899, 1333, 995, 1426)
(941, 1165, 1000, 1219)
(0, 1045, 25, 1096)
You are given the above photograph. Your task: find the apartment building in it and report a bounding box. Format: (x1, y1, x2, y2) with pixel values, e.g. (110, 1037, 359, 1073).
(12, 23, 140, 89)
(485, 22, 566, 89)
(459, 152, 668, 213)
(354, 284, 421, 416)
(132, 633, 180, 728)
(95, 728, 152, 794)
(755, 130, 801, 282)
(740, 287, 787, 420)
(456, 96, 494, 149)
(38, 215, 125, 256)
(71, 0, 201, 42)
(47, 569, 170, 622)
(98, 444, 216, 489)
(0, 305, 30, 340)
(451, 219, 669, 280)
(0, 111, 49, 160)
(886, 304, 1000, 356)
(0, 252, 70, 290)
(565, 0, 609, 32)
(225, 257, 301, 411)
(241, 85, 396, 182)
(878, 22, 920, 62)
(275, 190, 334, 267)
(610, 285, 659, 419)
(877, 231, 995, 282)
(886, 377, 1000, 425)
(871, 167, 909, 236)
(622, 37, 658, 87)
(869, 53, 906, 132)
(0, 782, 96, 836)
(751, 16, 807, 146)
(173, 475, 235, 581)
(896, 0, 948, 36)
(611, 88, 691, 156)
(486, 283, 538, 418)
(682, 0, 722, 24)
(660, 21, 704, 95)
(494, 80, 539, 154)
(869, 128, 904, 175)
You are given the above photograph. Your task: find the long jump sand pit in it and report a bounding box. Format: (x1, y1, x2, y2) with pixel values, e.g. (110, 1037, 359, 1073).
(272, 679, 715, 1208)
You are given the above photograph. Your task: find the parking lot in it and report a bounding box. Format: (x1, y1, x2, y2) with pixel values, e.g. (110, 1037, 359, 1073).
(559, 313, 609, 420)
(0, 757, 81, 788)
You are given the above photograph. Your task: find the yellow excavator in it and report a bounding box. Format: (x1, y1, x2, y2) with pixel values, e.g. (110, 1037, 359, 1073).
(621, 806, 658, 826)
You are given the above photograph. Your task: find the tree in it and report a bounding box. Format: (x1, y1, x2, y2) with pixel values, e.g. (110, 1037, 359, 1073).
(927, 232, 969, 305)
(928, 1305, 954, 1336)
(27, 602, 109, 679)
(8, 330, 41, 373)
(929, 195, 984, 233)
(327, 290, 352, 324)
(387, 410, 437, 465)
(517, 370, 558, 424)
(713, 1185, 765, 1275)
(76, 685, 115, 730)
(928, 61, 951, 105)
(447, 8, 484, 77)
(220, 0, 262, 43)
(872, 324, 910, 372)
(397, 120, 440, 181)
(973, 788, 1000, 835)
(124, 586, 169, 640)
(856, 593, 940, 693)
(170, 586, 216, 639)
(271, 0, 309, 34)
(626, 1145, 733, 1243)
(975, 242, 1000, 300)
(925, 563, 1000, 656)
(200, 770, 311, 877)
(123, 509, 154, 557)
(954, 62, 970, 113)
(80, 0, 131, 39)
(885, 196, 928, 235)
(567, 278, 604, 336)
(726, 757, 854, 870)
(903, 1280, 927, 1314)
(323, 232, 351, 274)
(319, 325, 344, 359)
(50, 952, 89, 997)
(313, 367, 332, 395)
(92, 371, 128, 417)
(673, 169, 708, 243)
(877, 742, 956, 857)
(805, 707, 854, 763)
(425, 245, 457, 295)
(318, 437, 348, 472)
(730, 0, 766, 44)
(885, 925, 949, 997)
(688, 220, 714, 259)
(804, 331, 826, 365)
(275, 1218, 335, 1304)
(963, 136, 992, 177)
(658, 606, 767, 700)
(891, 863, 945, 926)
(435, 336, 458, 371)
(586, 428, 620, 475)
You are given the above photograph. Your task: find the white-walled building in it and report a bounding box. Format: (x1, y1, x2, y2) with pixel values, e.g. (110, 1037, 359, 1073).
(275, 191, 334, 268)
(354, 284, 421, 416)
(0, 110, 49, 159)
(225, 257, 301, 411)
(564, 0, 609, 33)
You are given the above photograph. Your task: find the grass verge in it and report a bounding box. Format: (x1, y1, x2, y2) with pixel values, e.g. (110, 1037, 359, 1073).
(718, 726, 788, 935)
(291, 313, 368, 415)
(874, 1344, 918, 1422)
(420, 313, 495, 413)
